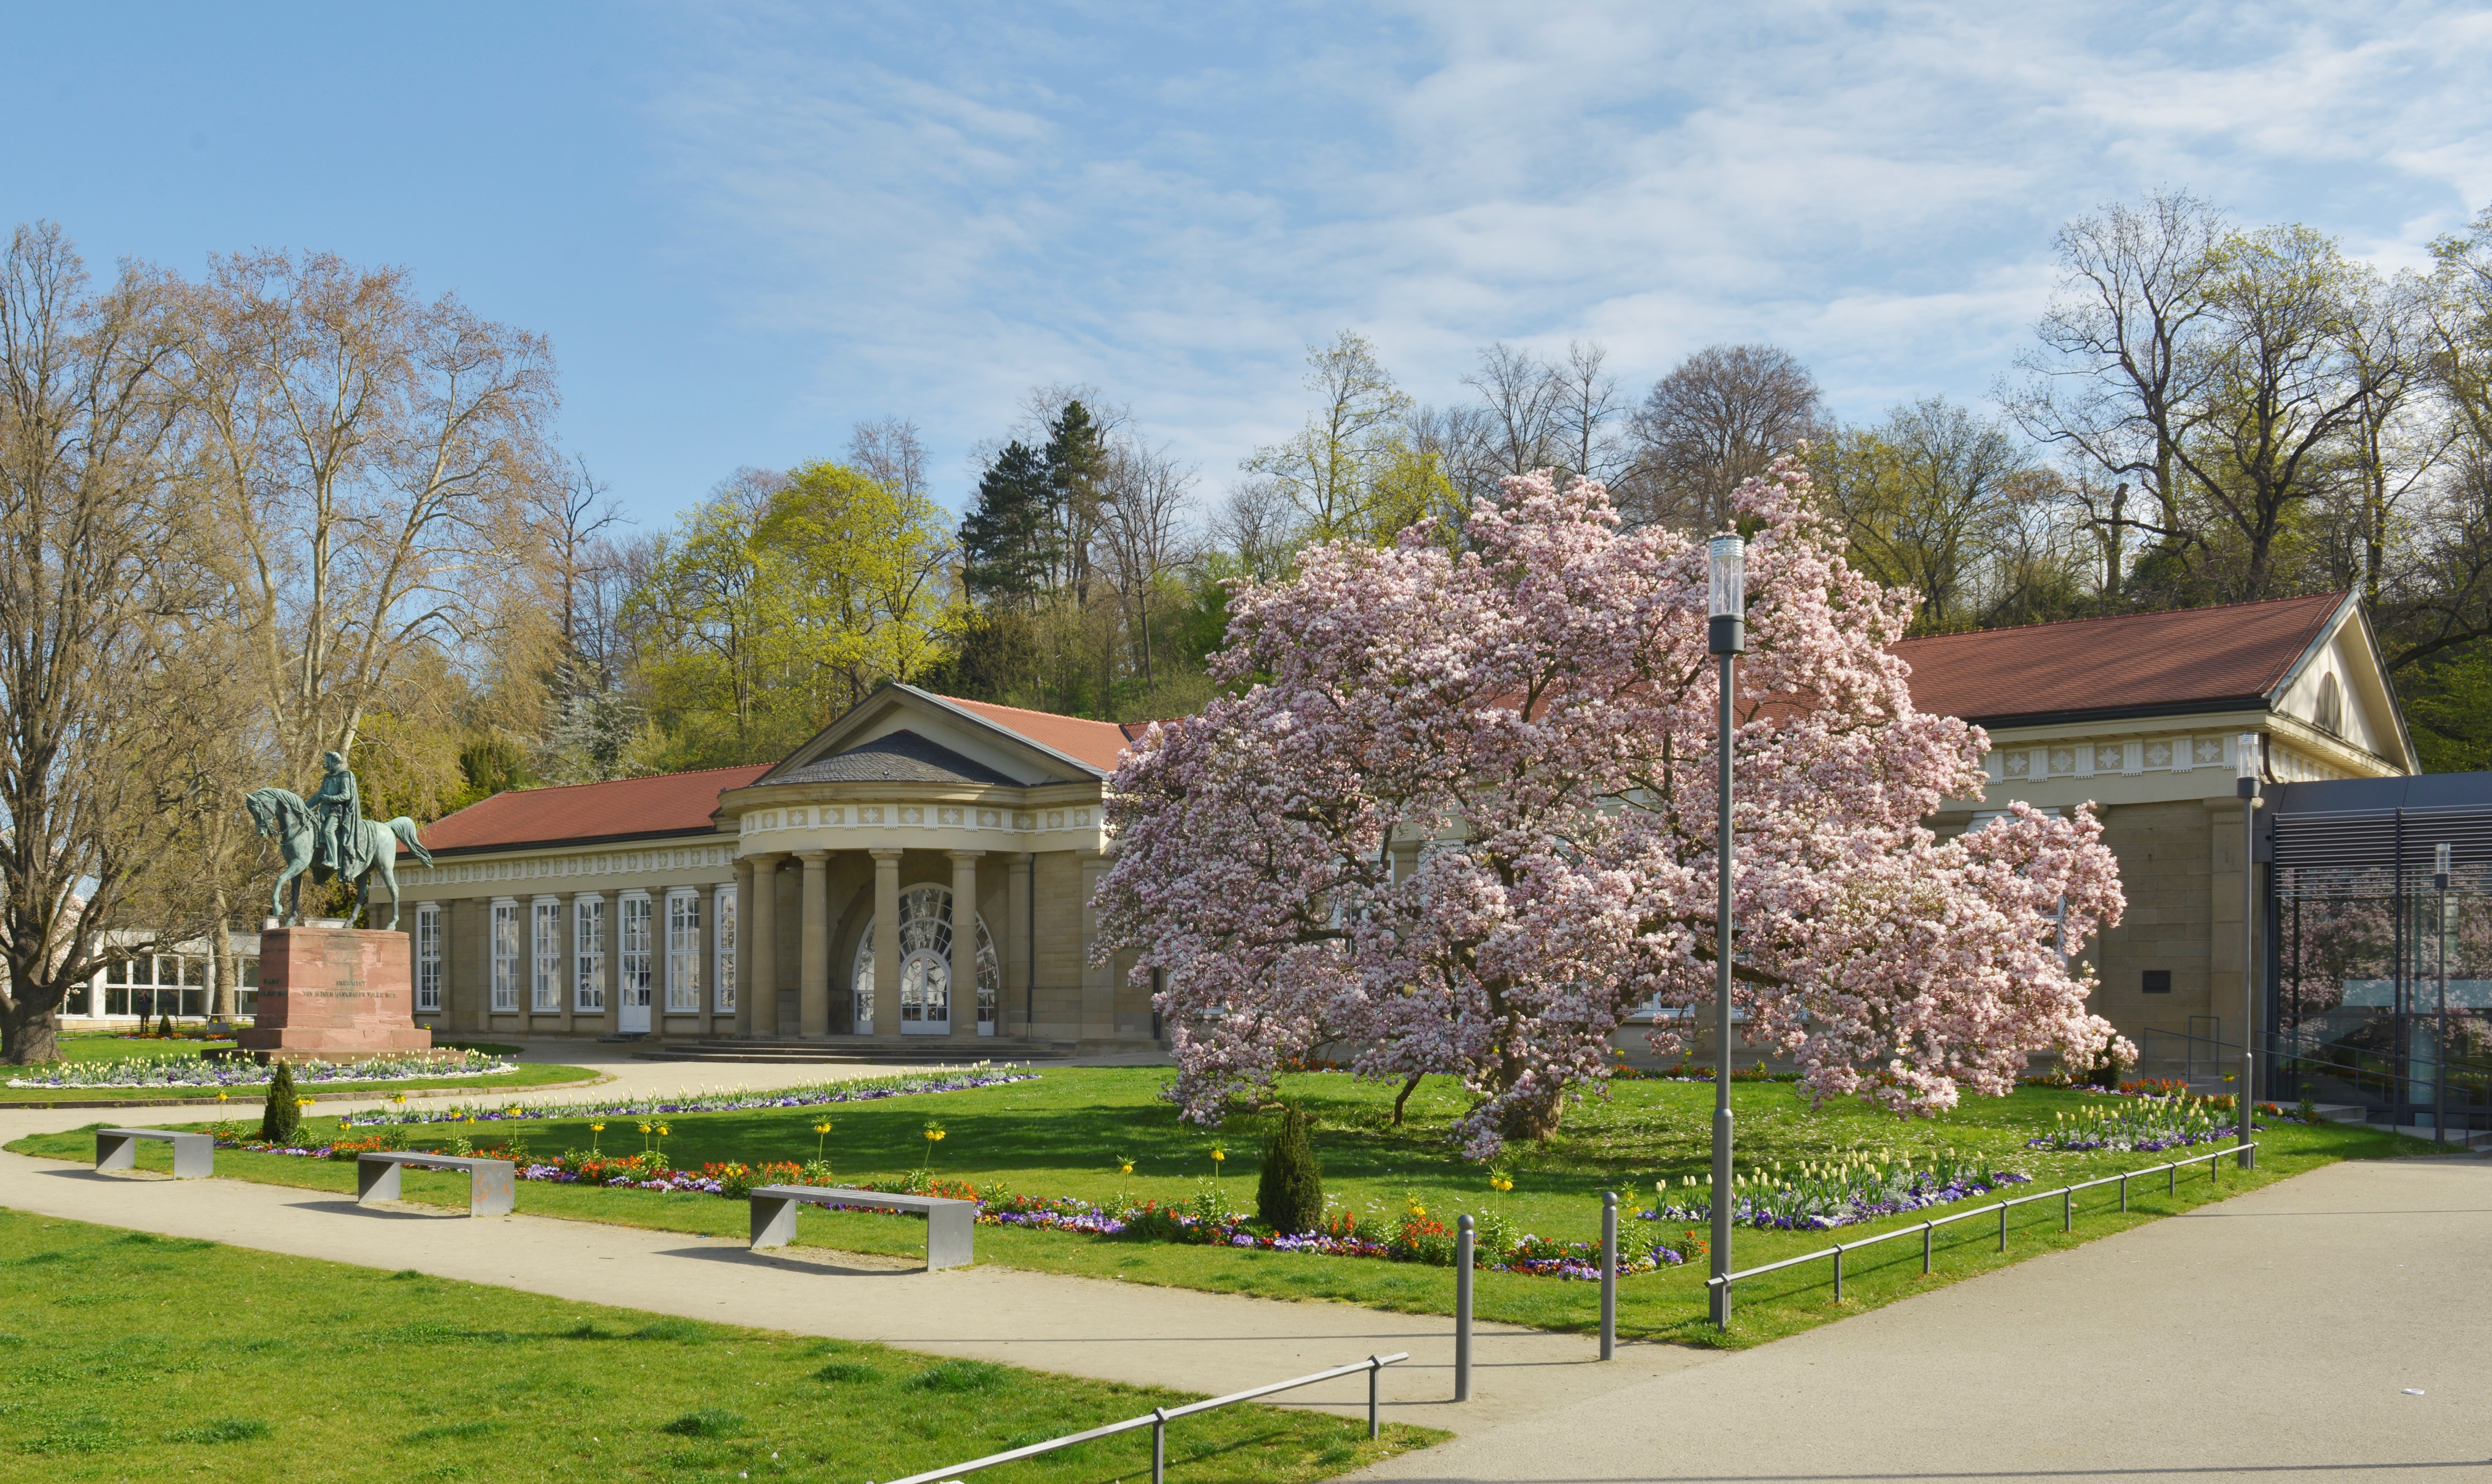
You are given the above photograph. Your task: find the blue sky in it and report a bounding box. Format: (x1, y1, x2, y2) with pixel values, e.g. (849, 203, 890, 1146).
(8, 3, 2490, 531)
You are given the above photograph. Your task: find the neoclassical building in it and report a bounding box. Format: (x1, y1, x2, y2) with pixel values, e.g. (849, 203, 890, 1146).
(394, 687, 1152, 1053)
(335, 592, 2423, 1065)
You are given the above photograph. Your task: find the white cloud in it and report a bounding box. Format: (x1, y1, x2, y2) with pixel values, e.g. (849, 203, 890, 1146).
(639, 0, 2492, 510)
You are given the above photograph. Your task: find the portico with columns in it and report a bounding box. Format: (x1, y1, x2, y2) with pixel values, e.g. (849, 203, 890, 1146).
(393, 684, 1158, 1055)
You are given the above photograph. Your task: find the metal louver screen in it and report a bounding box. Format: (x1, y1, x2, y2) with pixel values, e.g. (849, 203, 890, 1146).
(2271, 806, 2492, 899)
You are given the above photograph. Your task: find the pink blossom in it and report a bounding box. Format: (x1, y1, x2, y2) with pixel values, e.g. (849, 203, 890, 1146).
(1095, 461, 2128, 1158)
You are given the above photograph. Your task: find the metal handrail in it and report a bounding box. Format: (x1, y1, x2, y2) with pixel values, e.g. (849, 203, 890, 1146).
(1702, 1141, 2256, 1322)
(873, 1351, 1411, 1484)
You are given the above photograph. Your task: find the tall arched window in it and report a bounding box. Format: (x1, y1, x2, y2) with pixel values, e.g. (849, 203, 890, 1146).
(2314, 672, 2344, 736)
(852, 884, 1000, 1035)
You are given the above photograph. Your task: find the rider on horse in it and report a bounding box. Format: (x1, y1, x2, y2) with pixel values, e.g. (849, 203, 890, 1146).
(307, 750, 374, 886)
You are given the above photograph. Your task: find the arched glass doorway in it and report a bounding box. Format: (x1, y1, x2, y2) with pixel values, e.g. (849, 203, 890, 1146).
(852, 884, 1000, 1035)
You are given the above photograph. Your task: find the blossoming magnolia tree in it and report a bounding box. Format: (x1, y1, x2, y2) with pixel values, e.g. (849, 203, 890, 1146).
(1095, 461, 2130, 1157)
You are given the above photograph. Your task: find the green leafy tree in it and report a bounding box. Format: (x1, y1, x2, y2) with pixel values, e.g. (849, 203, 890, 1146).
(1243, 331, 1417, 544)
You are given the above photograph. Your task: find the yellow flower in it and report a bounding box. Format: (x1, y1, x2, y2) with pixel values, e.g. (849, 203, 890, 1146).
(296, 1098, 312, 1109)
(813, 1122, 832, 1136)
(637, 1122, 652, 1133)
(656, 1124, 670, 1136)
(590, 1123, 605, 1133)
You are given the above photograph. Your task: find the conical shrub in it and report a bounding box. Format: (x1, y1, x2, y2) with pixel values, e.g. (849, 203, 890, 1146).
(1256, 1104, 1324, 1235)
(260, 1061, 301, 1145)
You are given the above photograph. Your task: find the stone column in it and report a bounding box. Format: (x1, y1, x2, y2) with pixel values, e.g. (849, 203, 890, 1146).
(948, 851, 984, 1037)
(1079, 851, 1114, 1045)
(732, 858, 756, 1037)
(871, 849, 904, 1038)
(1005, 852, 1033, 1038)
(799, 850, 832, 1037)
(748, 853, 782, 1038)
(557, 893, 576, 1038)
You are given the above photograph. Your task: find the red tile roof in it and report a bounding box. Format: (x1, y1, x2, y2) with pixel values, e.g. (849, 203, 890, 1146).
(1895, 591, 2346, 727)
(411, 763, 773, 855)
(932, 694, 1146, 774)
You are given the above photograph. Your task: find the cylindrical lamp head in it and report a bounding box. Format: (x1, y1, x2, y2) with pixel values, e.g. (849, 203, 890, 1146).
(2437, 842, 2452, 892)
(1707, 534, 1746, 655)
(2235, 732, 2260, 799)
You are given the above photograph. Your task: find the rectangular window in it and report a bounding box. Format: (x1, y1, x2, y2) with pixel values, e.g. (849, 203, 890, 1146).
(620, 895, 652, 1009)
(236, 956, 259, 1020)
(574, 896, 606, 1012)
(415, 903, 443, 1012)
(2143, 969, 2173, 995)
(713, 886, 737, 1013)
(491, 900, 521, 1012)
(666, 890, 701, 1013)
(531, 898, 563, 1012)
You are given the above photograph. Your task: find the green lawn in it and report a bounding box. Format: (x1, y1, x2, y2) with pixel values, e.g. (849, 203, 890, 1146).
(0, 1209, 1437, 1482)
(9, 1068, 2430, 1347)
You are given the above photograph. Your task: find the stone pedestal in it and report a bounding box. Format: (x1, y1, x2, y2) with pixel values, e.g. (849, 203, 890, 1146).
(235, 926, 433, 1061)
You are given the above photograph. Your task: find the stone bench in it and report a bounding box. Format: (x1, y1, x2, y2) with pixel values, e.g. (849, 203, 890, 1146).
(94, 1127, 212, 1180)
(356, 1151, 515, 1217)
(748, 1185, 975, 1271)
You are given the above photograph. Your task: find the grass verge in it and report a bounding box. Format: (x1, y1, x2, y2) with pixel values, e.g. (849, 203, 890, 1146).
(8, 1067, 2434, 1348)
(0, 1209, 1438, 1482)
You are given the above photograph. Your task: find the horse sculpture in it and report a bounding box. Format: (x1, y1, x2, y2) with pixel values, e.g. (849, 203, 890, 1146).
(243, 787, 434, 930)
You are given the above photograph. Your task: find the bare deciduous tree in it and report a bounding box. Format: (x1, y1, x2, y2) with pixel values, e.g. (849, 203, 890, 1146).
(1626, 343, 1825, 533)
(180, 249, 560, 786)
(0, 224, 221, 1062)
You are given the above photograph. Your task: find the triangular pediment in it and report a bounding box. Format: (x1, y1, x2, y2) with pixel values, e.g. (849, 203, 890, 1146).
(2269, 596, 2417, 772)
(753, 684, 1101, 789)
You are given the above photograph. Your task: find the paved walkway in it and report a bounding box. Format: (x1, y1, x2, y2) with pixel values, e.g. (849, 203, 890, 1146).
(10, 1053, 2489, 1478)
(1346, 1155, 2492, 1482)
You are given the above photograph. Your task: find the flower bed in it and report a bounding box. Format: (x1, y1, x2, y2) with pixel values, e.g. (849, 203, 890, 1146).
(8, 1048, 513, 1089)
(2027, 1093, 2254, 1153)
(1642, 1149, 2031, 1232)
(334, 1064, 1037, 1127)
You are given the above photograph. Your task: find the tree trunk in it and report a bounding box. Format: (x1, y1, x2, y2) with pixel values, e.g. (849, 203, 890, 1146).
(1497, 1086, 1566, 1143)
(1391, 1071, 1423, 1125)
(1, 996, 61, 1066)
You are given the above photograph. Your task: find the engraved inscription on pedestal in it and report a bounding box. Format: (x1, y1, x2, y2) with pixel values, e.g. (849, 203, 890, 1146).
(235, 926, 434, 1062)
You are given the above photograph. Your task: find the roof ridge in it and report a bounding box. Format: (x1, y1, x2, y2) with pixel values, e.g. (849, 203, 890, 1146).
(931, 692, 1126, 727)
(448, 760, 774, 805)
(1895, 590, 2346, 646)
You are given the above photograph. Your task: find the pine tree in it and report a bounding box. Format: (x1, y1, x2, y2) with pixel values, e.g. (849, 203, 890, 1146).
(1255, 1104, 1324, 1235)
(960, 441, 1055, 606)
(260, 1061, 301, 1145)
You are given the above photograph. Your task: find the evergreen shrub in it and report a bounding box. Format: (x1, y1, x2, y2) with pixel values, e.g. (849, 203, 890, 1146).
(260, 1061, 300, 1145)
(1256, 1103, 1324, 1235)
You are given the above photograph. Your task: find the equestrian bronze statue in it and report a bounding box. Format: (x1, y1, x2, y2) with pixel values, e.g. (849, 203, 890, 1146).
(243, 752, 434, 930)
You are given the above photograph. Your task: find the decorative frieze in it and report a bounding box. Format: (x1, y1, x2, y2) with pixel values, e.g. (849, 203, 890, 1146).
(413, 843, 732, 890)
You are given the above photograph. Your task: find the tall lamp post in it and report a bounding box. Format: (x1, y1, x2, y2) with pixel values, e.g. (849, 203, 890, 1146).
(1707, 534, 1744, 1328)
(2435, 842, 2451, 1145)
(2236, 733, 2260, 1168)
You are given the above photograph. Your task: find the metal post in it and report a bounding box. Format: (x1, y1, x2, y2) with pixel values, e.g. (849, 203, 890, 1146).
(1368, 1356, 1381, 1440)
(2238, 737, 2261, 1171)
(2062, 1188, 2072, 1233)
(1997, 1200, 2006, 1252)
(2168, 1160, 2176, 1196)
(1707, 533, 1744, 1333)
(1600, 1192, 1617, 1359)
(1454, 1215, 1473, 1402)
(1151, 1409, 1166, 1484)
(1710, 644, 1739, 1328)
(1831, 1243, 1844, 1301)
(2437, 849, 2451, 1148)
(2119, 1172, 2128, 1213)
(1921, 1220, 1932, 1274)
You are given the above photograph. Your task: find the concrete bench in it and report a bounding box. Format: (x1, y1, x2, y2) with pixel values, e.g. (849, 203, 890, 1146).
(94, 1127, 212, 1179)
(356, 1151, 515, 1217)
(748, 1185, 976, 1270)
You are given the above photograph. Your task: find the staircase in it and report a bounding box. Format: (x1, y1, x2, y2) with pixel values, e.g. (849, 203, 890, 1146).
(632, 1035, 1077, 1066)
